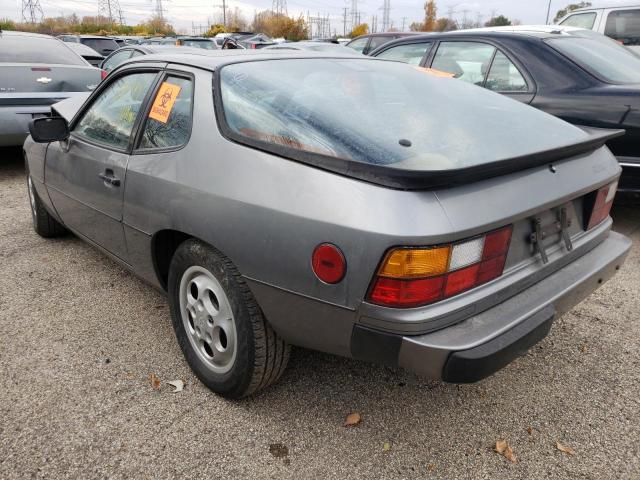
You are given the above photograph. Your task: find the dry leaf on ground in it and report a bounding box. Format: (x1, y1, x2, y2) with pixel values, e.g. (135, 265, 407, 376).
(495, 440, 517, 463)
(149, 373, 161, 390)
(556, 441, 575, 456)
(427, 463, 436, 471)
(527, 426, 534, 435)
(167, 380, 184, 393)
(344, 412, 361, 427)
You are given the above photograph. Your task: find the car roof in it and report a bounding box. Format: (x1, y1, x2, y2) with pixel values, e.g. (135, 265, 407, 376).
(120, 49, 369, 71)
(80, 35, 118, 40)
(376, 25, 589, 42)
(0, 30, 56, 39)
(570, 4, 640, 11)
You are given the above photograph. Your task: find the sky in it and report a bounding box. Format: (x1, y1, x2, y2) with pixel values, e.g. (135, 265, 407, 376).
(1, 0, 634, 35)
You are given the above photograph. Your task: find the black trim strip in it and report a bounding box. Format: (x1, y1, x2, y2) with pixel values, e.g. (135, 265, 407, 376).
(212, 65, 624, 190)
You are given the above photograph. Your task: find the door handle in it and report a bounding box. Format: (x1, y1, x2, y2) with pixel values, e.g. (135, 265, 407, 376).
(98, 170, 121, 187)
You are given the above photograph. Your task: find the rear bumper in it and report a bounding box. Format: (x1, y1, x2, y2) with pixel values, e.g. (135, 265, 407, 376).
(351, 231, 631, 383)
(0, 105, 52, 147)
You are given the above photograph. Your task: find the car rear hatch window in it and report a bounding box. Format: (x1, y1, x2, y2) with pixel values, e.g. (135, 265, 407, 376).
(217, 58, 618, 189)
(0, 35, 86, 65)
(545, 31, 640, 84)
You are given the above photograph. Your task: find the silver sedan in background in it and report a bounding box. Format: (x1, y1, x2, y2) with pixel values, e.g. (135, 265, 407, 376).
(24, 51, 630, 398)
(0, 30, 102, 148)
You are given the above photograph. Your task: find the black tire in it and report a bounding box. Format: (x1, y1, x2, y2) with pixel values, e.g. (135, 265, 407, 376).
(26, 168, 66, 238)
(168, 239, 290, 398)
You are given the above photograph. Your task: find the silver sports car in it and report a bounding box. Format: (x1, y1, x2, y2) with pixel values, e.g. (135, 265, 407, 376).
(24, 51, 631, 398)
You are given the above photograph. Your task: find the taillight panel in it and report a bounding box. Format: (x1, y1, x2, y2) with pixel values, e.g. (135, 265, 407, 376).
(586, 181, 617, 230)
(368, 225, 513, 309)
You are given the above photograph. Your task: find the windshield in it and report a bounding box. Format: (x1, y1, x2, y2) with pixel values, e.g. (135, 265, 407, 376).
(182, 39, 216, 49)
(219, 59, 587, 172)
(546, 32, 640, 84)
(0, 35, 86, 65)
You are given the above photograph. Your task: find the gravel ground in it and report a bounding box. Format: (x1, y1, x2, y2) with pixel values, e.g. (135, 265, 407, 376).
(1, 150, 639, 479)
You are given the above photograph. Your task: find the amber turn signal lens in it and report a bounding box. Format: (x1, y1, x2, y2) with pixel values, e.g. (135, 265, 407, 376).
(378, 246, 450, 278)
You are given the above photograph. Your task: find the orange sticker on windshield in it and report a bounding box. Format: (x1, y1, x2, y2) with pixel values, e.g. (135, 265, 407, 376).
(149, 82, 182, 123)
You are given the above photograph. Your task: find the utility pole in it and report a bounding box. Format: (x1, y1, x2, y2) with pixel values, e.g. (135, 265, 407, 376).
(546, 0, 553, 24)
(272, 0, 287, 16)
(21, 0, 44, 23)
(350, 0, 358, 29)
(343, 6, 348, 36)
(154, 0, 164, 21)
(98, 0, 121, 23)
(401, 16, 406, 31)
(381, 0, 390, 32)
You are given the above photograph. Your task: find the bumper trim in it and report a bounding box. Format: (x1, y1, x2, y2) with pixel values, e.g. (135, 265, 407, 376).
(442, 305, 554, 383)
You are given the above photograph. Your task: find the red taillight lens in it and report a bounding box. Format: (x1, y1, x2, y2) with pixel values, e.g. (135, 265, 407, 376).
(370, 276, 445, 307)
(368, 226, 512, 308)
(587, 181, 617, 230)
(312, 243, 346, 284)
(100, 69, 108, 80)
(251, 43, 257, 49)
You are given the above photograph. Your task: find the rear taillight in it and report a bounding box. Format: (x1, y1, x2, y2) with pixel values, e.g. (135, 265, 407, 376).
(251, 43, 257, 49)
(368, 226, 512, 308)
(100, 69, 107, 80)
(586, 181, 617, 230)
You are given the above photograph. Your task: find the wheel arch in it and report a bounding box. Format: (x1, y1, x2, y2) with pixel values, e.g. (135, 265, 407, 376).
(151, 229, 194, 290)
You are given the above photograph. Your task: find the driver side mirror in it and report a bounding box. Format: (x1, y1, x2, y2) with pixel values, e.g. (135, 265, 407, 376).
(29, 116, 70, 143)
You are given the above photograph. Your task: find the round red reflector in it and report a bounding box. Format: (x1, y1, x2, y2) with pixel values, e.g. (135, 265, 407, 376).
(312, 243, 346, 284)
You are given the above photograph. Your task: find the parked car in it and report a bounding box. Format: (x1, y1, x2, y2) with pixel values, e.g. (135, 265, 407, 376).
(24, 51, 630, 398)
(243, 34, 277, 49)
(77, 35, 121, 56)
(0, 31, 102, 147)
(370, 26, 640, 196)
(175, 37, 218, 49)
(346, 32, 420, 55)
(66, 42, 104, 67)
(264, 41, 357, 54)
(100, 45, 204, 73)
(557, 4, 640, 52)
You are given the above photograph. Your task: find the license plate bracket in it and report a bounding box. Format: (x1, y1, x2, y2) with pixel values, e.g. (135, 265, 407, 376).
(530, 204, 573, 263)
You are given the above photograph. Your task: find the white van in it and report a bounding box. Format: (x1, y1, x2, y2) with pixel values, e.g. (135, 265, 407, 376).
(557, 5, 640, 52)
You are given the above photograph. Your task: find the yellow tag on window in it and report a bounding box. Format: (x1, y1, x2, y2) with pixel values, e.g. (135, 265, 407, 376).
(149, 82, 182, 124)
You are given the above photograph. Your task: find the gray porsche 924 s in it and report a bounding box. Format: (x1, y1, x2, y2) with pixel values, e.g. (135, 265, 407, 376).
(24, 51, 630, 398)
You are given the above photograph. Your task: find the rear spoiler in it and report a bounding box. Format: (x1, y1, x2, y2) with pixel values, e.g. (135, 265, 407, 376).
(367, 126, 626, 190)
(227, 122, 625, 190)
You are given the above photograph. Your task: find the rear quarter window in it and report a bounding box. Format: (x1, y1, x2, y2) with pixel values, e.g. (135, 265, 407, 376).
(605, 9, 640, 46)
(546, 34, 640, 83)
(0, 35, 85, 65)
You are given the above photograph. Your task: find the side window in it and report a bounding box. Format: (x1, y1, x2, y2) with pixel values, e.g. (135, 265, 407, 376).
(347, 37, 369, 53)
(376, 42, 433, 65)
(485, 51, 528, 92)
(605, 10, 640, 46)
(74, 73, 157, 150)
(431, 41, 496, 85)
(559, 12, 597, 29)
(102, 49, 132, 72)
(368, 36, 391, 52)
(138, 76, 193, 149)
(130, 50, 145, 58)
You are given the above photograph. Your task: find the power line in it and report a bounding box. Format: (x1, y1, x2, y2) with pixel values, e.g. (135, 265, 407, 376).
(22, 0, 44, 23)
